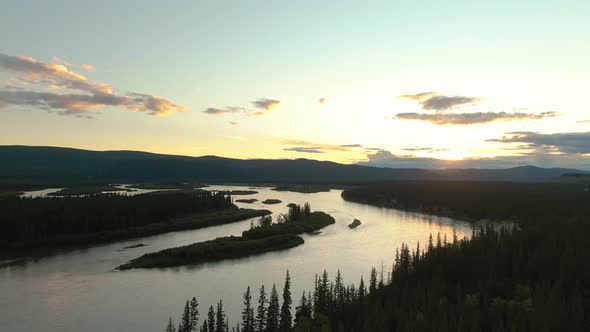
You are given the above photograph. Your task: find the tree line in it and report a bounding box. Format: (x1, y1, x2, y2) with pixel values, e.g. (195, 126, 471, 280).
(0, 191, 233, 245)
(163, 181, 590, 331)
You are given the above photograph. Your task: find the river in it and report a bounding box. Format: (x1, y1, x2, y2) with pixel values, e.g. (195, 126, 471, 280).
(0, 185, 472, 332)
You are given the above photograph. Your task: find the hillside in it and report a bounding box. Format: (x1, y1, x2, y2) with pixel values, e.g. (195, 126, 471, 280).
(0, 145, 586, 186)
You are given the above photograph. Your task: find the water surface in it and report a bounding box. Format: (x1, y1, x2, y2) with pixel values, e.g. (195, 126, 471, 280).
(1, 185, 472, 332)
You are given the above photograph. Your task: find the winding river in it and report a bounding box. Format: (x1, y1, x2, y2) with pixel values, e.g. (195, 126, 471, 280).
(1, 185, 472, 332)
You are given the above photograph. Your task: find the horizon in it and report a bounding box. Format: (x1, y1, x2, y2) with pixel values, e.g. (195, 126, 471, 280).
(1, 1, 589, 170)
(3, 144, 588, 172)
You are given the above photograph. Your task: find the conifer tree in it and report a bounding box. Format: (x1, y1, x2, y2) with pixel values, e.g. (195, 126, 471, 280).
(190, 297, 199, 332)
(179, 300, 191, 332)
(242, 286, 254, 332)
(207, 305, 215, 332)
(279, 271, 292, 332)
(216, 300, 225, 332)
(358, 276, 366, 299)
(166, 317, 176, 332)
(256, 285, 267, 332)
(266, 284, 280, 332)
(369, 267, 377, 294)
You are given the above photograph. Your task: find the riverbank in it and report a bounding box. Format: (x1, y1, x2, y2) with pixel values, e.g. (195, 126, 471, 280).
(1, 208, 271, 261)
(117, 211, 335, 269)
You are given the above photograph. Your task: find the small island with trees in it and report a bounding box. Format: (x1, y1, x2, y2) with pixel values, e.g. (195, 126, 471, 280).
(117, 203, 334, 270)
(262, 199, 282, 204)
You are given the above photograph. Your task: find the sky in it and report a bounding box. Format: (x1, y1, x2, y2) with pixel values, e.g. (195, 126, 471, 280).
(1, 0, 589, 170)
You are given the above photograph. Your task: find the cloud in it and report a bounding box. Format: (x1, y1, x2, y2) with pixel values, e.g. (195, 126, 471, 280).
(284, 147, 324, 154)
(282, 139, 362, 152)
(360, 149, 590, 170)
(80, 64, 96, 72)
(1, 53, 111, 94)
(319, 98, 326, 104)
(402, 147, 449, 153)
(400, 92, 479, 111)
(0, 53, 184, 117)
(577, 119, 590, 124)
(399, 91, 437, 101)
(252, 98, 280, 110)
(204, 101, 278, 117)
(486, 131, 590, 155)
(52, 56, 96, 72)
(228, 121, 238, 125)
(203, 107, 249, 115)
(0, 90, 185, 117)
(394, 111, 557, 125)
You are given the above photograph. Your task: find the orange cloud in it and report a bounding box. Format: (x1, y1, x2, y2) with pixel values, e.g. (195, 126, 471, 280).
(0, 53, 184, 117)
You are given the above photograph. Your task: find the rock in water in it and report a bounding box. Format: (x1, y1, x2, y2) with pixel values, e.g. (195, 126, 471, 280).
(348, 218, 361, 229)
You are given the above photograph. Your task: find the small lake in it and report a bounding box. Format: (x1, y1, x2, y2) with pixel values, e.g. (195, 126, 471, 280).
(1, 185, 473, 332)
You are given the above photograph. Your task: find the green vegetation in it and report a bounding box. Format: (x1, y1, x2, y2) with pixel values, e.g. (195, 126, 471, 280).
(118, 204, 334, 269)
(341, 180, 590, 224)
(157, 181, 590, 331)
(118, 234, 304, 270)
(262, 199, 282, 204)
(236, 198, 258, 203)
(46, 184, 133, 196)
(0, 190, 270, 256)
(312, 181, 590, 331)
(242, 213, 334, 240)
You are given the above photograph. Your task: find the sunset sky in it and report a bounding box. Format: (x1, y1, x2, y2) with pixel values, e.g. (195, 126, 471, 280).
(1, 0, 589, 169)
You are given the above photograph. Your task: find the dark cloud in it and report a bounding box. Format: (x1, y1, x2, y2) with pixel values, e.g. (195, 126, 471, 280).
(0, 53, 185, 117)
(203, 107, 249, 115)
(340, 144, 363, 148)
(486, 131, 590, 155)
(251, 98, 280, 110)
(394, 111, 557, 125)
(284, 147, 324, 154)
(400, 92, 479, 111)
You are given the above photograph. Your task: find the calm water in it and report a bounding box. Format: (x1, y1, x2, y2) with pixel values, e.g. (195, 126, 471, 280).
(1, 185, 472, 332)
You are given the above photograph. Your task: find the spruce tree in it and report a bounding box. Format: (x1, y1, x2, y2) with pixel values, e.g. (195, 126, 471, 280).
(369, 267, 377, 294)
(242, 286, 254, 332)
(266, 284, 280, 332)
(166, 317, 176, 332)
(358, 276, 366, 299)
(207, 305, 215, 332)
(256, 285, 267, 332)
(179, 300, 191, 332)
(216, 300, 225, 332)
(279, 271, 292, 331)
(190, 297, 199, 332)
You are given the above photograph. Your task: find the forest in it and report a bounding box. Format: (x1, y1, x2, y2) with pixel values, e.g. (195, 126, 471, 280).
(161, 181, 590, 331)
(0, 190, 270, 253)
(118, 204, 335, 269)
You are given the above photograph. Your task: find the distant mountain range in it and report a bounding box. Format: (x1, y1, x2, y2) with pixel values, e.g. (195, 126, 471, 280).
(0, 145, 587, 186)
